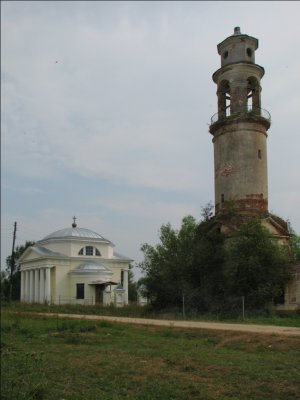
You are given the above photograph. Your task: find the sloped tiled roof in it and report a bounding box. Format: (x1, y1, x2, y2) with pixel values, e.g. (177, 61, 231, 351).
(31, 246, 65, 257)
(70, 262, 113, 275)
(113, 251, 133, 261)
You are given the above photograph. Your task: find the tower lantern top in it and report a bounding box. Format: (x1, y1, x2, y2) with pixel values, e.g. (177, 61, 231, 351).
(217, 27, 258, 67)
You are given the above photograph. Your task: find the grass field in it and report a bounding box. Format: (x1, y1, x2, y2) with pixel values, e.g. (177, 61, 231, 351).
(1, 310, 300, 400)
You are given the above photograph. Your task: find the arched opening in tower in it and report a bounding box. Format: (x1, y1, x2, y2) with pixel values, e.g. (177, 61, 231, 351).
(217, 80, 230, 119)
(247, 77, 260, 113)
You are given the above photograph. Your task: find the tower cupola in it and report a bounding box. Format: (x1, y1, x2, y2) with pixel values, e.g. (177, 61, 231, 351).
(217, 27, 258, 67)
(211, 26, 269, 121)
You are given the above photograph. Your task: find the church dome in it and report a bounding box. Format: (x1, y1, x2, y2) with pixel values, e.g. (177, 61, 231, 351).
(38, 226, 112, 244)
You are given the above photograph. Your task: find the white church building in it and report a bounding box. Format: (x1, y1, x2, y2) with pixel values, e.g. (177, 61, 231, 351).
(18, 220, 132, 306)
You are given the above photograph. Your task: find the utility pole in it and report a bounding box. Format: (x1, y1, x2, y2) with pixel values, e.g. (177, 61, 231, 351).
(9, 221, 17, 302)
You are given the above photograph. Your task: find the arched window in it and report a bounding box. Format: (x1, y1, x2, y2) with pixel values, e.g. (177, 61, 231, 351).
(217, 80, 230, 119)
(247, 77, 260, 112)
(78, 246, 101, 256)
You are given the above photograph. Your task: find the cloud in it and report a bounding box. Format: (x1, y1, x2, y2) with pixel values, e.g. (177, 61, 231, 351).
(1, 1, 300, 274)
(1, 183, 43, 196)
(2, 12, 213, 189)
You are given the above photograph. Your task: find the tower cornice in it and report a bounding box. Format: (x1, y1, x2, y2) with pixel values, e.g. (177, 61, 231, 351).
(217, 34, 258, 54)
(212, 62, 265, 84)
(209, 112, 271, 136)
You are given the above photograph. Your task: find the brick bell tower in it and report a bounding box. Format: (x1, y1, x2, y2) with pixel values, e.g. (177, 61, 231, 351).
(209, 27, 271, 216)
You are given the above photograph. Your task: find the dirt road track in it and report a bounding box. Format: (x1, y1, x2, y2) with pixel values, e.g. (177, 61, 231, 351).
(37, 312, 300, 336)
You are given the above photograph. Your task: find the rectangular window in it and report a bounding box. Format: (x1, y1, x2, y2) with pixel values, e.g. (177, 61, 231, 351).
(85, 246, 93, 256)
(76, 283, 84, 299)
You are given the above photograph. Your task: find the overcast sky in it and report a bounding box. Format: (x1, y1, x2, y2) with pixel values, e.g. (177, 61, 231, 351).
(2, 1, 300, 279)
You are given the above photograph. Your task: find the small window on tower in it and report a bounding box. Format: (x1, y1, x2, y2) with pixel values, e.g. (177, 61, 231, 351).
(221, 194, 225, 203)
(223, 51, 228, 59)
(258, 149, 262, 159)
(247, 48, 252, 57)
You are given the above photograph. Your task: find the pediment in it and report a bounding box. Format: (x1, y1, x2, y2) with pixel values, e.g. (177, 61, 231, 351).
(263, 214, 290, 237)
(212, 213, 290, 240)
(18, 246, 65, 263)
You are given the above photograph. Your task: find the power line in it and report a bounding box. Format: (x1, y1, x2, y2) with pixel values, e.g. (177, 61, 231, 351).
(9, 222, 17, 302)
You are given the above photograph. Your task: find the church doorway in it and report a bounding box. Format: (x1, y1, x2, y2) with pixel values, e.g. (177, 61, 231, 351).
(95, 285, 105, 304)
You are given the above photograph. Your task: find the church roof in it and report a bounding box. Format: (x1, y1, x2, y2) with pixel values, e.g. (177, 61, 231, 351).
(31, 246, 65, 257)
(17, 245, 66, 264)
(113, 251, 133, 261)
(38, 227, 113, 244)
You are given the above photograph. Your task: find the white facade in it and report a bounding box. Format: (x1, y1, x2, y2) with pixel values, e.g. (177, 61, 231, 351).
(19, 224, 132, 306)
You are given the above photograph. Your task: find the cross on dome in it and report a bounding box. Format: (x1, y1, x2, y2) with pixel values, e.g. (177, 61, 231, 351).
(72, 216, 77, 228)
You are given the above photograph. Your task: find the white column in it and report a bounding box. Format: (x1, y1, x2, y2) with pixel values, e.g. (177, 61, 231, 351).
(29, 269, 34, 303)
(25, 270, 30, 302)
(123, 269, 129, 305)
(34, 269, 39, 303)
(39, 268, 45, 303)
(20, 271, 25, 302)
(45, 267, 51, 304)
(20, 271, 24, 301)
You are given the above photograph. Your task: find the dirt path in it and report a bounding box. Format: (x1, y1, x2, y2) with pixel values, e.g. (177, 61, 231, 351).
(36, 312, 300, 336)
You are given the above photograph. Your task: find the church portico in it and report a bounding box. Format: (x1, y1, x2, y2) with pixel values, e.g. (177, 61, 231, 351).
(21, 266, 52, 304)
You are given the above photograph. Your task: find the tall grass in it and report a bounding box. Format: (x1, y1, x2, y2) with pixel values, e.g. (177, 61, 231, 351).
(1, 312, 300, 400)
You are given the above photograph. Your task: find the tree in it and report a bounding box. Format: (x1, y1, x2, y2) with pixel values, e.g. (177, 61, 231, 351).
(139, 216, 198, 309)
(191, 220, 226, 312)
(200, 201, 214, 222)
(2, 241, 35, 301)
(139, 209, 294, 314)
(128, 264, 138, 302)
(224, 219, 292, 309)
(0, 271, 8, 300)
(287, 221, 300, 262)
